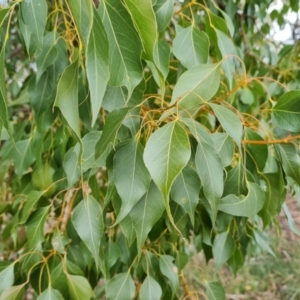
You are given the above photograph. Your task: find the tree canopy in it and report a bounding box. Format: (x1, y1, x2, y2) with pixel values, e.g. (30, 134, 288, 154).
(0, 0, 300, 299)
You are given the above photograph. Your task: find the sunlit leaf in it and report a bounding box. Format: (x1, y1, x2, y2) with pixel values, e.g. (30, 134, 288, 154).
(0, 263, 14, 295)
(37, 287, 64, 300)
(66, 274, 94, 300)
(159, 255, 178, 296)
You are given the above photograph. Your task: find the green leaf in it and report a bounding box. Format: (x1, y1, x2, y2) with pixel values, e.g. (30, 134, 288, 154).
(0, 284, 25, 300)
(259, 172, 286, 227)
(244, 128, 268, 172)
(86, 8, 109, 126)
(36, 32, 58, 82)
(37, 287, 64, 300)
(71, 195, 103, 270)
(123, 0, 157, 62)
(0, 7, 10, 27)
(170, 64, 220, 115)
(21, 0, 47, 47)
(95, 107, 132, 159)
(159, 255, 179, 296)
(11, 139, 35, 177)
(0, 46, 10, 137)
(173, 25, 209, 69)
(66, 274, 94, 300)
(0, 263, 14, 294)
(19, 190, 44, 224)
(114, 139, 151, 224)
(26, 206, 49, 249)
(206, 281, 225, 300)
(63, 145, 81, 188)
(29, 72, 54, 115)
(276, 143, 300, 184)
(211, 133, 234, 167)
(272, 90, 300, 132)
(195, 140, 223, 221)
(106, 272, 135, 300)
(171, 166, 200, 226)
(218, 182, 264, 218)
(209, 103, 242, 147)
(212, 232, 235, 269)
(130, 181, 165, 254)
(154, 0, 174, 32)
(282, 203, 300, 237)
(143, 121, 191, 224)
(215, 29, 236, 89)
(139, 276, 162, 300)
(223, 162, 247, 197)
(68, 0, 93, 44)
(99, 0, 143, 97)
(53, 60, 80, 139)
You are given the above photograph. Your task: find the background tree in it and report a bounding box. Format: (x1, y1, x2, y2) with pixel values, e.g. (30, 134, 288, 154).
(0, 0, 300, 299)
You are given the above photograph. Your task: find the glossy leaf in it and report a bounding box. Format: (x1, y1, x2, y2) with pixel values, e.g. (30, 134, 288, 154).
(212, 232, 235, 269)
(0, 263, 14, 294)
(21, 0, 47, 47)
(71, 195, 103, 269)
(272, 90, 300, 132)
(219, 182, 265, 218)
(206, 281, 225, 300)
(114, 139, 151, 223)
(95, 107, 132, 159)
(37, 287, 64, 300)
(209, 103, 242, 147)
(66, 275, 94, 300)
(144, 121, 190, 225)
(130, 181, 165, 254)
(106, 273, 135, 300)
(159, 255, 179, 296)
(171, 166, 200, 226)
(86, 9, 109, 126)
(53, 60, 80, 139)
(139, 276, 162, 300)
(99, 0, 143, 97)
(173, 26, 209, 69)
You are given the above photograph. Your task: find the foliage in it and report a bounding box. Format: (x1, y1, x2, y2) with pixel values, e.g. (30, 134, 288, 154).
(0, 0, 300, 299)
